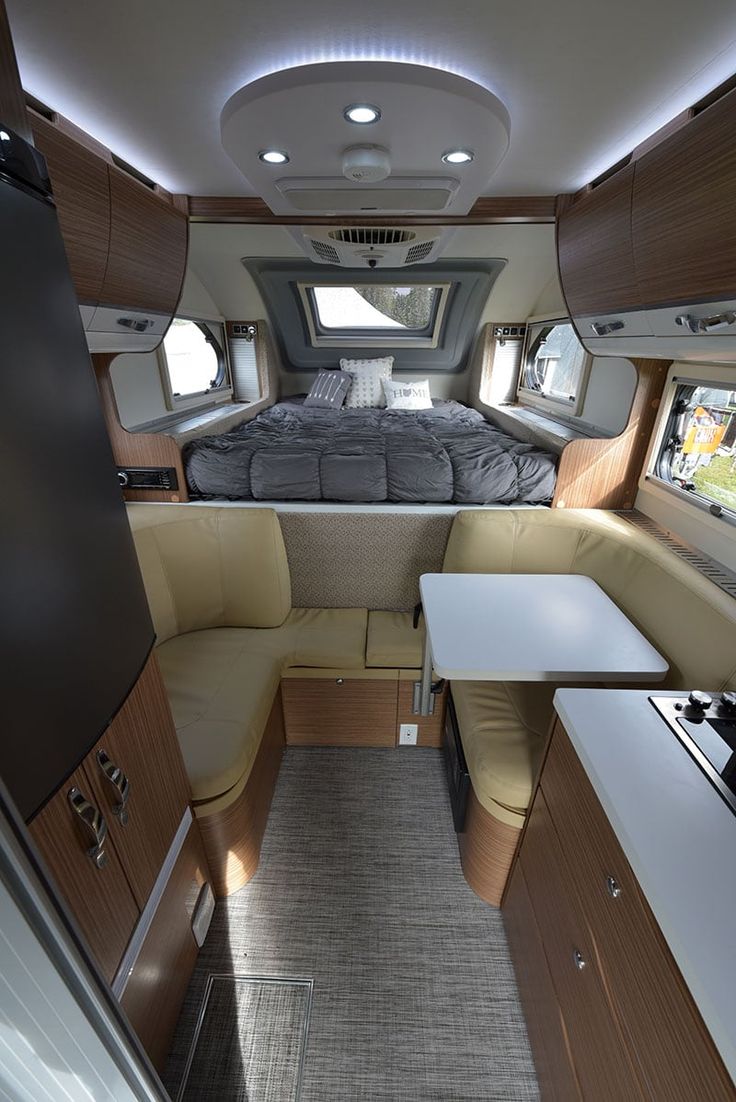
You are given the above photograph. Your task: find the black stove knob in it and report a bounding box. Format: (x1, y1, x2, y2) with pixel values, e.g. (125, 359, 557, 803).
(720, 691, 736, 714)
(688, 690, 713, 712)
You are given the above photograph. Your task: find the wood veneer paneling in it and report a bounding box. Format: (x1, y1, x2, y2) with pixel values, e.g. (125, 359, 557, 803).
(282, 678, 398, 746)
(82, 654, 190, 910)
(29, 113, 110, 303)
(102, 167, 188, 314)
(552, 357, 668, 509)
(458, 790, 521, 907)
(633, 88, 736, 309)
(121, 821, 210, 1072)
(28, 763, 139, 982)
(0, 2, 30, 141)
(187, 195, 558, 224)
(196, 690, 285, 897)
(557, 165, 642, 317)
(541, 721, 734, 1101)
(397, 679, 447, 747)
(520, 789, 645, 1100)
(503, 863, 582, 1101)
(93, 354, 189, 503)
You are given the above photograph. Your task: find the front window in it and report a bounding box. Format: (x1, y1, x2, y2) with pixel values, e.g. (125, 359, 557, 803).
(298, 282, 451, 348)
(656, 383, 736, 516)
(160, 318, 229, 401)
(520, 319, 590, 410)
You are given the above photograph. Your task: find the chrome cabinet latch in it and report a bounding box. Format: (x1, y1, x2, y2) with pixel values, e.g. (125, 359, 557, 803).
(96, 750, 131, 826)
(590, 320, 625, 336)
(68, 787, 108, 868)
(675, 311, 736, 334)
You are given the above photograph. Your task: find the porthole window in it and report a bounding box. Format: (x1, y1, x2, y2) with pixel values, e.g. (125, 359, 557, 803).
(159, 317, 231, 407)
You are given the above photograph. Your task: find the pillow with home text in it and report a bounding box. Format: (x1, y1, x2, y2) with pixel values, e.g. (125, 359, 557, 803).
(382, 377, 432, 410)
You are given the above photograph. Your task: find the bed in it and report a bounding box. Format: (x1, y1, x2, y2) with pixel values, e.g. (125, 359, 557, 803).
(183, 398, 557, 504)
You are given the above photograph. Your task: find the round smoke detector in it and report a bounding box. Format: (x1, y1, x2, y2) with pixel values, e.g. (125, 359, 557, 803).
(342, 145, 391, 183)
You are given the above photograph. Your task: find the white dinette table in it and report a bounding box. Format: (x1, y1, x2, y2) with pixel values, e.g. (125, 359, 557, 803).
(417, 573, 669, 715)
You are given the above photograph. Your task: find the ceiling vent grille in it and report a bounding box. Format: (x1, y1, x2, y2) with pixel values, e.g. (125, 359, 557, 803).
(328, 227, 417, 246)
(616, 510, 736, 599)
(405, 240, 435, 264)
(310, 239, 340, 264)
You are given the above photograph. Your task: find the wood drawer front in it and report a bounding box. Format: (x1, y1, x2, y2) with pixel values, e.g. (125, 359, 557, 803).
(30, 114, 111, 305)
(121, 821, 210, 1072)
(83, 654, 191, 910)
(558, 165, 641, 317)
(29, 763, 139, 983)
(282, 678, 398, 746)
(542, 722, 734, 1101)
(503, 862, 582, 1101)
(521, 789, 644, 1101)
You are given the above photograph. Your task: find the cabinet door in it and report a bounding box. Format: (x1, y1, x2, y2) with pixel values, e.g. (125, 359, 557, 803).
(28, 763, 139, 983)
(282, 677, 398, 746)
(633, 89, 736, 308)
(558, 165, 642, 318)
(29, 114, 110, 305)
(541, 723, 734, 1101)
(101, 167, 187, 314)
(83, 653, 191, 909)
(521, 790, 645, 1101)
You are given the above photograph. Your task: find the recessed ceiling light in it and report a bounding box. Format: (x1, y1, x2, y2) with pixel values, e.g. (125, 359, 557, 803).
(344, 103, 381, 125)
(259, 149, 290, 164)
(442, 149, 474, 164)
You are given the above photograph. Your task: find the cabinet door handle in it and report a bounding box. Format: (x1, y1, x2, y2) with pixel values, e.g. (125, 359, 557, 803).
(606, 874, 622, 899)
(675, 311, 736, 333)
(573, 948, 586, 971)
(96, 750, 131, 826)
(590, 320, 625, 336)
(68, 788, 108, 868)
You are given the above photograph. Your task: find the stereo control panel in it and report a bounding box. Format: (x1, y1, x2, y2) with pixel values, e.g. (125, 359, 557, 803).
(117, 466, 179, 491)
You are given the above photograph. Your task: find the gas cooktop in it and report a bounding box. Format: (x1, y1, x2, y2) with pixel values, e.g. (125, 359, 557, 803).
(650, 691, 736, 816)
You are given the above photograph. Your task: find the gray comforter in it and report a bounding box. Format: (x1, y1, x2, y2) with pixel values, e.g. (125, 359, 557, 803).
(184, 399, 557, 504)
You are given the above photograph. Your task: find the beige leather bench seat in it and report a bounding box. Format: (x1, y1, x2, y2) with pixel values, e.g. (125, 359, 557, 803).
(366, 610, 424, 668)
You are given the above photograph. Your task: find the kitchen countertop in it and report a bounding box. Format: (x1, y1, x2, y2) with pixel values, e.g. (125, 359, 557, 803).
(553, 688, 736, 1083)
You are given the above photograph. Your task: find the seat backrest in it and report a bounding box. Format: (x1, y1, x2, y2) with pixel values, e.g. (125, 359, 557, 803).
(126, 504, 291, 644)
(443, 509, 736, 691)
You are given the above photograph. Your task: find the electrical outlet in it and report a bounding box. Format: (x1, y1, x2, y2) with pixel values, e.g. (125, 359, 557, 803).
(399, 723, 418, 746)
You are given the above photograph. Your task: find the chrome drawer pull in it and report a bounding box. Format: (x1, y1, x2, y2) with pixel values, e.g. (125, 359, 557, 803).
(68, 787, 108, 868)
(590, 320, 625, 336)
(606, 875, 622, 899)
(96, 750, 130, 826)
(573, 949, 586, 971)
(335, 678, 344, 685)
(675, 311, 736, 334)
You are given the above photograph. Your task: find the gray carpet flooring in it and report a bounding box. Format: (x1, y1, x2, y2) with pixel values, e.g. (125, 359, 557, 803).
(164, 748, 540, 1101)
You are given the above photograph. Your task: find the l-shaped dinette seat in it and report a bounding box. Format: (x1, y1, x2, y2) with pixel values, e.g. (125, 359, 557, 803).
(126, 504, 736, 905)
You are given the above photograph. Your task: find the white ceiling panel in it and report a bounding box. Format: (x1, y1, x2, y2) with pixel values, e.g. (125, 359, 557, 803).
(7, 0, 736, 196)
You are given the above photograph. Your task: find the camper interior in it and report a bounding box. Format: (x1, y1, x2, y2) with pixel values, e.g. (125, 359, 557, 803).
(2, 1, 736, 1098)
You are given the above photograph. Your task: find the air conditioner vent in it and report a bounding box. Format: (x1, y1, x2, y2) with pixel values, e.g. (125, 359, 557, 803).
(617, 510, 736, 599)
(310, 239, 340, 264)
(405, 240, 435, 264)
(328, 227, 417, 246)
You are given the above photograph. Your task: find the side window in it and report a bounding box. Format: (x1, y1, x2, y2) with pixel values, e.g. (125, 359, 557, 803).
(518, 317, 591, 415)
(656, 383, 736, 516)
(159, 317, 231, 409)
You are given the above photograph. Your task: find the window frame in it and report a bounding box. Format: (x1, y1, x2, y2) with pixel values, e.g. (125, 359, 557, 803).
(647, 373, 736, 526)
(158, 315, 232, 412)
(297, 281, 452, 349)
(517, 313, 593, 417)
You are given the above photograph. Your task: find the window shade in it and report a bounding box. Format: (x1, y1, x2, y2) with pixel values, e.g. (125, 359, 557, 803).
(228, 324, 261, 402)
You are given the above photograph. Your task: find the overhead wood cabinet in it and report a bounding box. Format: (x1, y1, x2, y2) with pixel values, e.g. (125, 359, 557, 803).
(28, 110, 188, 350)
(503, 719, 734, 1100)
(558, 89, 736, 360)
(28, 654, 211, 1071)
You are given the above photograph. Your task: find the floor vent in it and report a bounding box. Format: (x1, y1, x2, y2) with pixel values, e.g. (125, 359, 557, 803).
(616, 510, 736, 600)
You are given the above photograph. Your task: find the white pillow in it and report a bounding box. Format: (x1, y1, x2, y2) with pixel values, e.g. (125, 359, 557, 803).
(340, 356, 394, 408)
(382, 377, 432, 410)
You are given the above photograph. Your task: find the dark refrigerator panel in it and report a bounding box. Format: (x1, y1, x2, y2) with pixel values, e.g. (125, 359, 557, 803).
(0, 127, 154, 821)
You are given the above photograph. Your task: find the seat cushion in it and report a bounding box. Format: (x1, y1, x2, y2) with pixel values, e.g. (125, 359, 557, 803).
(451, 680, 554, 823)
(366, 610, 425, 667)
(286, 607, 367, 668)
(157, 629, 282, 802)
